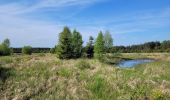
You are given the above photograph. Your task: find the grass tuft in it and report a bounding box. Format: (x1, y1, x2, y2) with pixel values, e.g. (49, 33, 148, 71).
(76, 60, 91, 70)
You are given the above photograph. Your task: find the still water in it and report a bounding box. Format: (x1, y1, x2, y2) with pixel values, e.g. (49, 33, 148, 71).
(117, 59, 155, 68)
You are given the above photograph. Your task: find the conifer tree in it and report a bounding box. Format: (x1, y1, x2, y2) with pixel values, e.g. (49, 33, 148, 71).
(56, 26, 73, 59)
(72, 30, 83, 58)
(86, 36, 94, 58)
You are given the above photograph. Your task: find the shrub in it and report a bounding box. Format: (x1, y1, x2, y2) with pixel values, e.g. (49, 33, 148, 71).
(22, 46, 32, 55)
(0, 44, 11, 56)
(76, 60, 91, 70)
(166, 48, 170, 53)
(50, 48, 56, 54)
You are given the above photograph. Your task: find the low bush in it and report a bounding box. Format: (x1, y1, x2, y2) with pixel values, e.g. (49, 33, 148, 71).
(22, 46, 32, 55)
(0, 44, 11, 56)
(50, 48, 56, 54)
(166, 48, 170, 53)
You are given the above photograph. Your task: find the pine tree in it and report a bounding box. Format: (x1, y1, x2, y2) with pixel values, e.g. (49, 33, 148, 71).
(72, 30, 83, 58)
(56, 26, 73, 59)
(86, 36, 94, 58)
(104, 31, 113, 53)
(94, 31, 104, 59)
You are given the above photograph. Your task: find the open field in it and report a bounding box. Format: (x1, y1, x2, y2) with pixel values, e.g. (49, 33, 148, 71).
(0, 53, 170, 100)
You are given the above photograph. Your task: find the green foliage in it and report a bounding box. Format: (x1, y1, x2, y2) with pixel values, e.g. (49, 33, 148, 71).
(94, 31, 105, 59)
(161, 40, 170, 50)
(50, 48, 56, 54)
(76, 60, 91, 70)
(56, 27, 73, 59)
(104, 31, 113, 53)
(54, 27, 113, 59)
(22, 46, 32, 55)
(0, 44, 11, 56)
(85, 36, 94, 58)
(166, 48, 170, 53)
(0, 66, 15, 84)
(72, 30, 83, 58)
(2, 39, 10, 47)
(0, 39, 11, 56)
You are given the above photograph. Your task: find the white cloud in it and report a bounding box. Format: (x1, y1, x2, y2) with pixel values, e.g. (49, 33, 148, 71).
(0, 0, 105, 47)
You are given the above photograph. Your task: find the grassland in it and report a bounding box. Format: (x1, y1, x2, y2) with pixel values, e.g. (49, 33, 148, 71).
(0, 53, 170, 100)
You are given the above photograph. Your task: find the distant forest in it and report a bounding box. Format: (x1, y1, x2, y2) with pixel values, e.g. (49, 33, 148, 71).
(113, 40, 170, 53)
(12, 40, 170, 53)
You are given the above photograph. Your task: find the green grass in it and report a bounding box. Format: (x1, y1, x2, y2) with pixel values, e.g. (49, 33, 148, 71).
(76, 60, 91, 70)
(0, 56, 13, 64)
(58, 67, 72, 78)
(0, 53, 170, 99)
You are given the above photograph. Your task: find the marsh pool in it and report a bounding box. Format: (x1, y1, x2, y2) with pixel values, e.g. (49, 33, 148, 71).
(117, 59, 155, 68)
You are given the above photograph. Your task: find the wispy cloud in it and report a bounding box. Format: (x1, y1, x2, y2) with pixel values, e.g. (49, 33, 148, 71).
(0, 0, 103, 15)
(68, 7, 170, 34)
(0, 0, 105, 47)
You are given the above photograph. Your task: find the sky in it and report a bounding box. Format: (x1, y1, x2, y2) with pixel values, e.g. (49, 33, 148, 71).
(0, 0, 170, 47)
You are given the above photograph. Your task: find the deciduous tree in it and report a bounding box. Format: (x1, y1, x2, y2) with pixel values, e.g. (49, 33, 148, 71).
(94, 31, 105, 59)
(104, 31, 113, 53)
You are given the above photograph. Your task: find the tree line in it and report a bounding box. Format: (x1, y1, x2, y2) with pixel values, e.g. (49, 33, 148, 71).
(12, 48, 50, 53)
(113, 41, 170, 53)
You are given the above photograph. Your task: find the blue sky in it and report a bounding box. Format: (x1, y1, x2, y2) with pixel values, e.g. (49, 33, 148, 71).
(0, 0, 170, 47)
